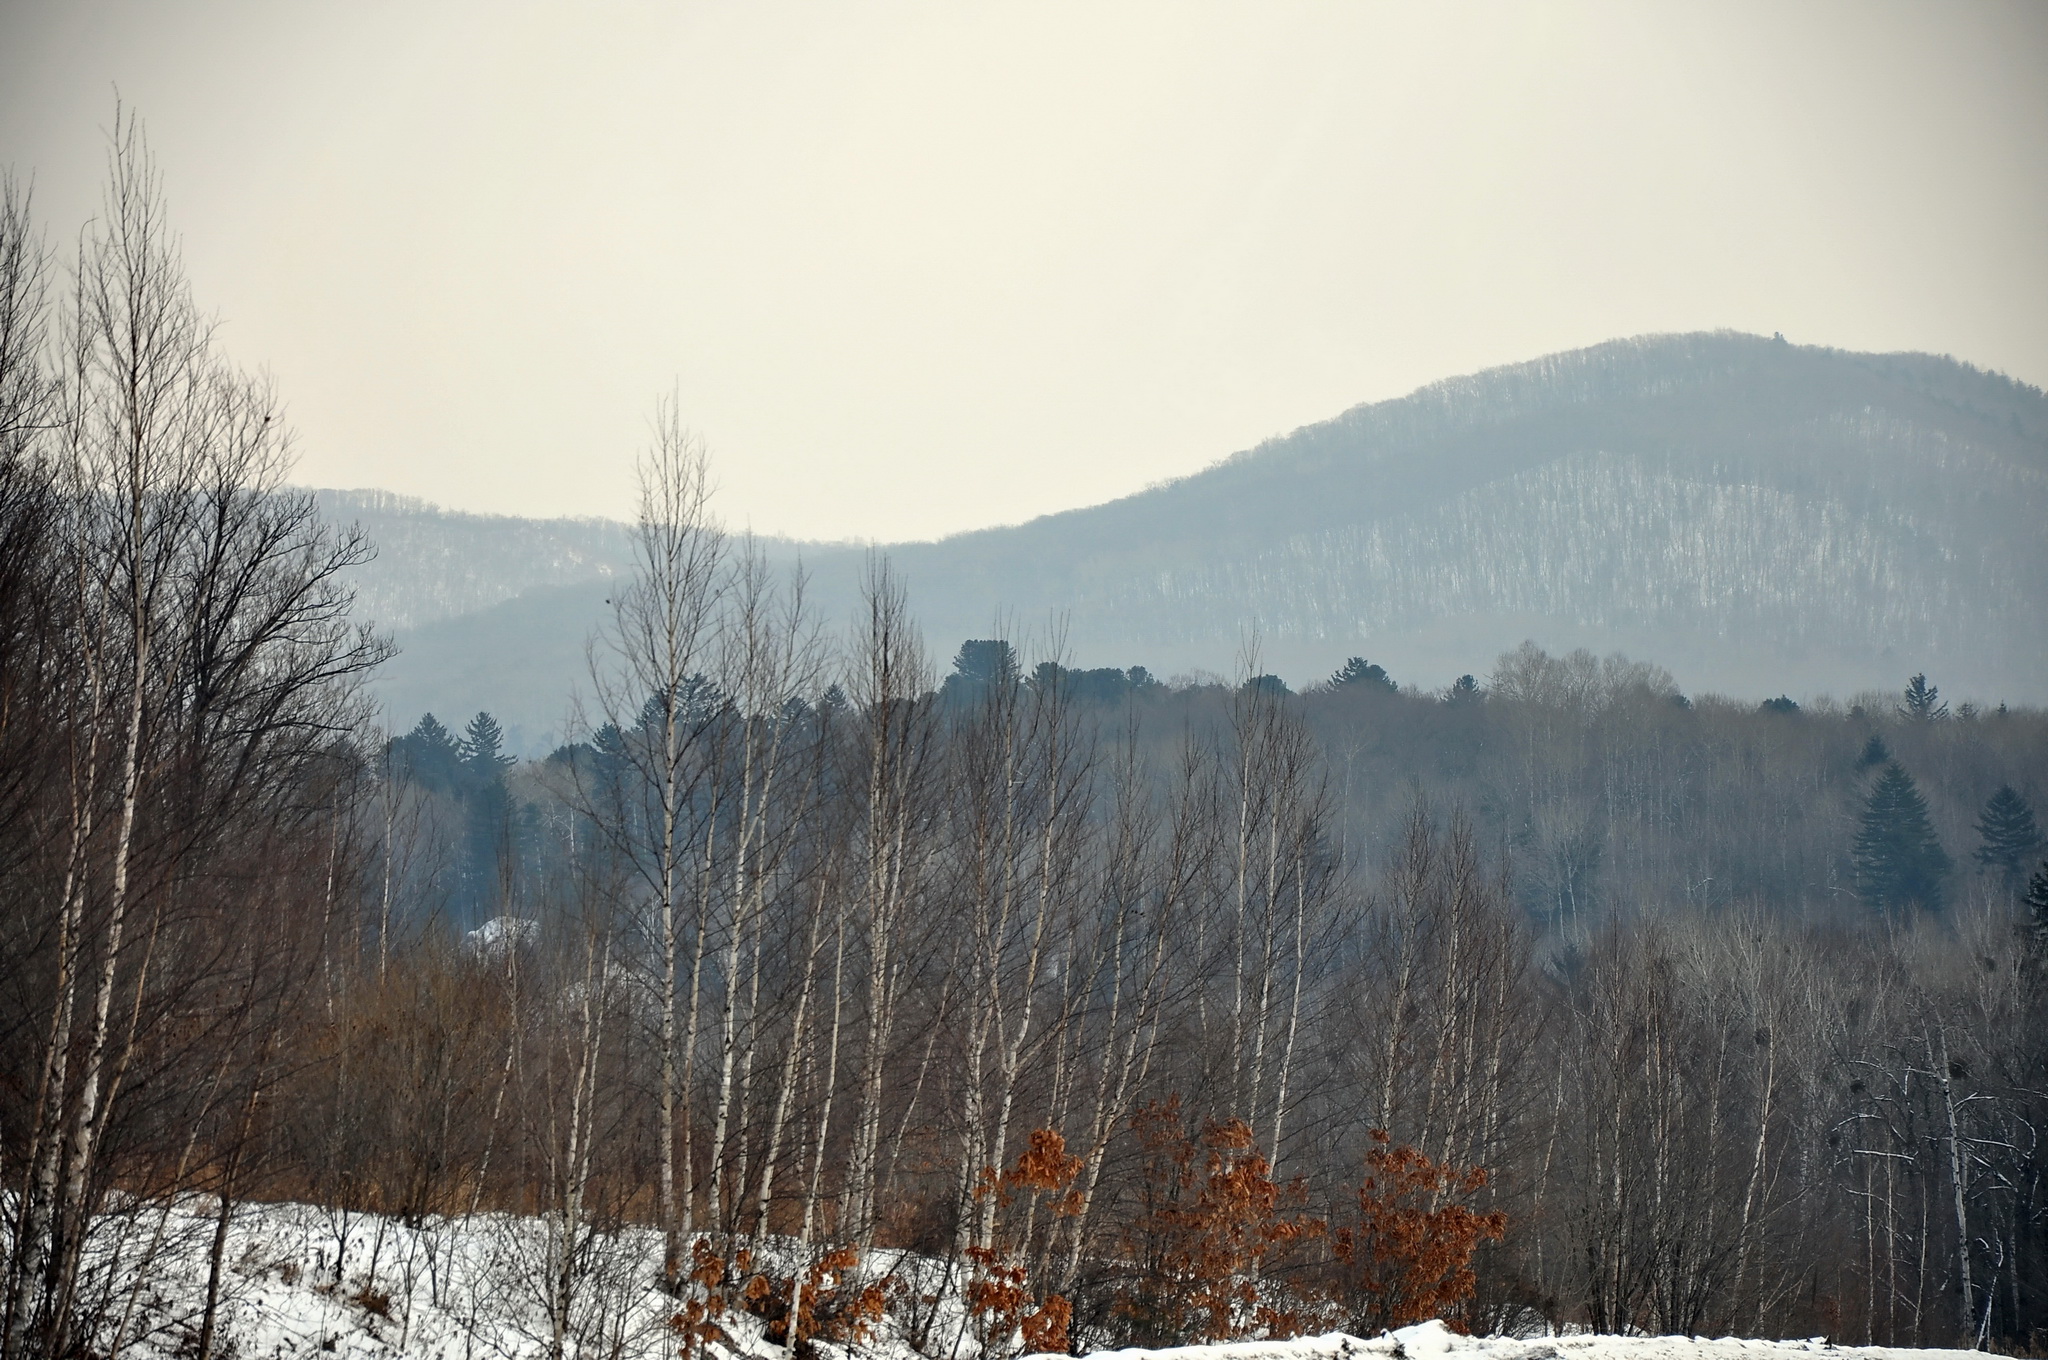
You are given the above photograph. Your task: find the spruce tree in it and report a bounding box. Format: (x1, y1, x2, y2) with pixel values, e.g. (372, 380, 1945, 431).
(1973, 785, 2043, 889)
(1330, 656, 1395, 691)
(1899, 673, 1949, 721)
(1856, 733, 1892, 768)
(1853, 762, 1952, 912)
(942, 640, 1018, 707)
(392, 712, 463, 792)
(457, 711, 515, 924)
(459, 710, 515, 778)
(2025, 862, 2048, 948)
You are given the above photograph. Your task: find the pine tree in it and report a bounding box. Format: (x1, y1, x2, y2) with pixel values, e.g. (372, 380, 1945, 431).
(1856, 732, 1892, 768)
(454, 711, 516, 925)
(459, 710, 516, 778)
(1853, 762, 1952, 912)
(942, 640, 1019, 707)
(953, 638, 1019, 686)
(1899, 673, 1949, 721)
(1973, 785, 2043, 889)
(391, 712, 464, 791)
(1330, 656, 1395, 691)
(2025, 862, 2048, 948)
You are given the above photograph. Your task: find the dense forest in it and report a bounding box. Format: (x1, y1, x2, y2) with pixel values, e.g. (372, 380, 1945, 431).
(4, 125, 2047, 1360)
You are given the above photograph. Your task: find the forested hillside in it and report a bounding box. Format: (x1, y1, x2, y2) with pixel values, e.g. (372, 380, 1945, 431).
(346, 332, 2048, 751)
(312, 490, 642, 632)
(881, 332, 2048, 704)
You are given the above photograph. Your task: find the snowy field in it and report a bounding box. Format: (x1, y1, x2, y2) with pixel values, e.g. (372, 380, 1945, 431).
(76, 1199, 1980, 1360)
(1032, 1329, 1985, 1360)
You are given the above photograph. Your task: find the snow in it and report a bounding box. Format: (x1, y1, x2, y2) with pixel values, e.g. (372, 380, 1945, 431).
(463, 916, 538, 957)
(79, 1200, 1979, 1360)
(1029, 1326, 1980, 1360)
(80, 1197, 946, 1360)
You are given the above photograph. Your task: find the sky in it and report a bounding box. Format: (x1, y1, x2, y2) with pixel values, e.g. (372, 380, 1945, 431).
(2, 1, 2045, 543)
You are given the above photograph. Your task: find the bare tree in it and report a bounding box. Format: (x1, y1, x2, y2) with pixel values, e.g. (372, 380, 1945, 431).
(3, 111, 385, 1360)
(840, 556, 938, 1246)
(586, 399, 723, 1288)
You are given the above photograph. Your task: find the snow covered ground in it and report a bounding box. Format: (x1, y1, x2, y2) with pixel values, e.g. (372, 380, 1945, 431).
(75, 1199, 1980, 1360)
(1030, 1327, 1984, 1360)
(78, 1196, 952, 1360)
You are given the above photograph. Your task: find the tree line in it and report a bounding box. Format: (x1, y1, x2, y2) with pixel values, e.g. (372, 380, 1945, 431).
(4, 123, 2047, 1360)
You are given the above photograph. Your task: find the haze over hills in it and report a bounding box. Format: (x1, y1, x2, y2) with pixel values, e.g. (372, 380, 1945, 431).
(322, 331, 2048, 753)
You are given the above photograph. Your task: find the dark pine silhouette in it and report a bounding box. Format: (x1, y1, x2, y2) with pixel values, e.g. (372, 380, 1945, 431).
(459, 710, 516, 777)
(2025, 861, 2048, 948)
(1899, 673, 1949, 721)
(1853, 762, 1952, 912)
(1973, 785, 2043, 890)
(390, 712, 464, 793)
(1330, 656, 1397, 692)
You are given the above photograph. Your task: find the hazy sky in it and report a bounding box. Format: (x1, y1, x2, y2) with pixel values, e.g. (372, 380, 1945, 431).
(3, 2, 2045, 542)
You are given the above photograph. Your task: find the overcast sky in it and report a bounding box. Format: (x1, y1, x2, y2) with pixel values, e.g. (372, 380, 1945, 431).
(3, 2, 2044, 541)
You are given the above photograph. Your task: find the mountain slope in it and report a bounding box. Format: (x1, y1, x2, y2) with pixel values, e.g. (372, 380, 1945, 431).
(340, 333, 2048, 749)
(854, 332, 2046, 687)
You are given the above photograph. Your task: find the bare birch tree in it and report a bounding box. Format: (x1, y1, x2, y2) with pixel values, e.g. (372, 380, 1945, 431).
(587, 399, 723, 1288)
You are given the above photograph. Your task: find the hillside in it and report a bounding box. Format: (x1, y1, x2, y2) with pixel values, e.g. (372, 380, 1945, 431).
(330, 333, 2048, 749)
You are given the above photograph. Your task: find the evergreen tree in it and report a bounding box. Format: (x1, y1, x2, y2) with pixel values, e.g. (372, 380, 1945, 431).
(1853, 762, 1952, 912)
(1973, 785, 2043, 888)
(1444, 674, 1482, 705)
(455, 711, 515, 925)
(638, 675, 721, 731)
(941, 639, 1020, 707)
(1330, 656, 1396, 691)
(459, 710, 516, 778)
(391, 712, 464, 792)
(1759, 695, 1799, 715)
(954, 638, 1019, 686)
(1856, 732, 1891, 768)
(1066, 667, 1135, 705)
(1899, 673, 1949, 721)
(2025, 861, 2048, 948)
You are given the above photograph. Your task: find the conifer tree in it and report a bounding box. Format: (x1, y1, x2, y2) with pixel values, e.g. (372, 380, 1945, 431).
(2025, 862, 2048, 948)
(1856, 732, 1892, 768)
(1853, 762, 1951, 912)
(1973, 785, 2043, 889)
(459, 710, 515, 777)
(1899, 673, 1949, 721)
(392, 712, 464, 792)
(456, 711, 514, 924)
(1330, 656, 1395, 691)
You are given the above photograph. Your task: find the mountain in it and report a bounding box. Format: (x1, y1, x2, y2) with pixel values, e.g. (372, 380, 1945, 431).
(326, 332, 2048, 752)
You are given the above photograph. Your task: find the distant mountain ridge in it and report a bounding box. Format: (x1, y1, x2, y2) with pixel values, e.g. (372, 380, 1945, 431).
(326, 332, 2048, 752)
(311, 489, 640, 632)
